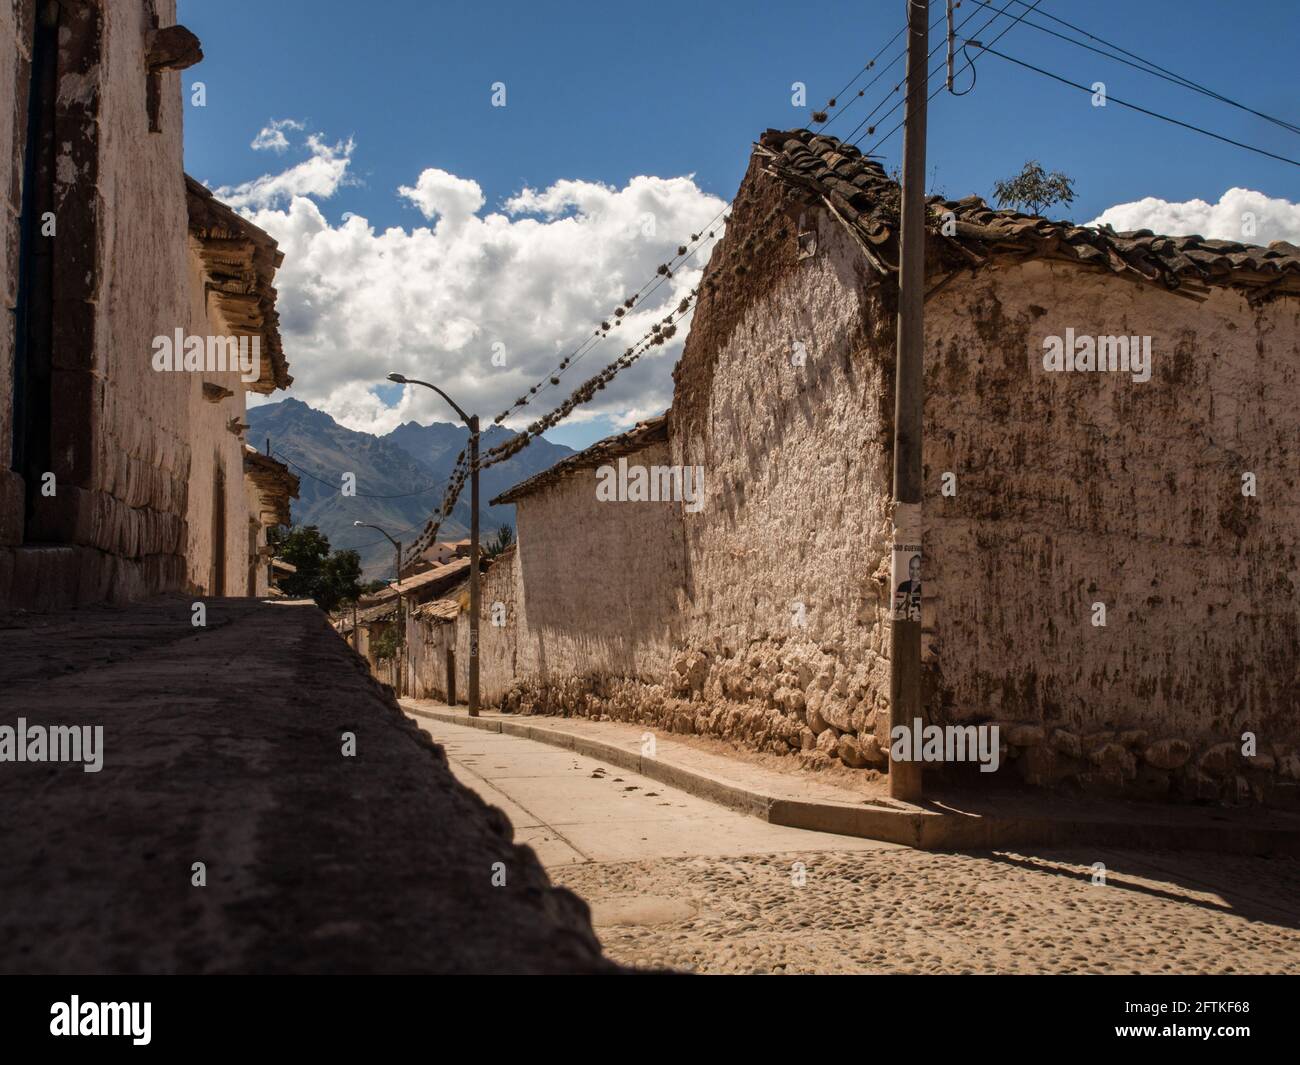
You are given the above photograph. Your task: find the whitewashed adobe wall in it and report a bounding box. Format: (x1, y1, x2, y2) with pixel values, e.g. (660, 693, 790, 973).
(476, 153, 1300, 804)
(921, 260, 1300, 797)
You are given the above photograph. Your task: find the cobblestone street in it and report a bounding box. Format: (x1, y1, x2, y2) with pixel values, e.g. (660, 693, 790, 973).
(557, 848, 1300, 974)
(417, 716, 1300, 975)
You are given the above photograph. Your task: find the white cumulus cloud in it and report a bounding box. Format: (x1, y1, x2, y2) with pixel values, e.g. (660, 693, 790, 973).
(1089, 187, 1300, 245)
(398, 169, 486, 229)
(231, 124, 726, 438)
(250, 118, 305, 153)
(217, 132, 355, 211)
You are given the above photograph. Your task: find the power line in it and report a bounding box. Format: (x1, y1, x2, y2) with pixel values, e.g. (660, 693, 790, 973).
(841, 1, 987, 144)
(974, 0, 1300, 136)
(977, 44, 1300, 169)
(480, 289, 700, 472)
(335, 526, 434, 552)
(497, 16, 936, 427)
(815, 22, 910, 131)
(850, 0, 1043, 154)
(522, 226, 717, 412)
(488, 203, 729, 428)
(403, 15, 978, 562)
(271, 450, 457, 500)
(493, 16, 984, 476)
(825, 23, 910, 107)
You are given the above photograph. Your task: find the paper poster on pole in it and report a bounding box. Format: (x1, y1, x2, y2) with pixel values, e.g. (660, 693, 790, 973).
(890, 502, 922, 623)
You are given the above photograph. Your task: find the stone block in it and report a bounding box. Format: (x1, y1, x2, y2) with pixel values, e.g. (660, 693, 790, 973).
(1199, 741, 1240, 777)
(1005, 723, 1046, 747)
(837, 734, 868, 768)
(1050, 729, 1082, 759)
(1143, 738, 1192, 770)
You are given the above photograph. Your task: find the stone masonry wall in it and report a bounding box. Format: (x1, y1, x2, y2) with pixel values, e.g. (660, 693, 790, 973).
(94, 0, 195, 597)
(0, 0, 32, 546)
(1, 0, 262, 608)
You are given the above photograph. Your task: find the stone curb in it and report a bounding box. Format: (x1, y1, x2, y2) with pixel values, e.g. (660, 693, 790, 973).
(405, 706, 1300, 857)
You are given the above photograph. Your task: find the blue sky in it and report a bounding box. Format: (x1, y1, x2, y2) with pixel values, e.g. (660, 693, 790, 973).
(181, 0, 1300, 448)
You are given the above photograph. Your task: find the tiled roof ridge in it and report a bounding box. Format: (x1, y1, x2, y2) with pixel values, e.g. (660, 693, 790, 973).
(756, 128, 1300, 301)
(492, 413, 670, 505)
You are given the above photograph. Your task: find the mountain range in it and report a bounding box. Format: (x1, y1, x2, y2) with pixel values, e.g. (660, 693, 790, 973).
(246, 398, 574, 579)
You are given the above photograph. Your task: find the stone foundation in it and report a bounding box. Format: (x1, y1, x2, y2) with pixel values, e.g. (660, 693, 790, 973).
(499, 641, 1300, 807)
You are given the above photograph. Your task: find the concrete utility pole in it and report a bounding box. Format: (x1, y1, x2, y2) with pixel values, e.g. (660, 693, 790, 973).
(387, 373, 481, 716)
(888, 0, 930, 802)
(946, 0, 956, 92)
(468, 414, 480, 716)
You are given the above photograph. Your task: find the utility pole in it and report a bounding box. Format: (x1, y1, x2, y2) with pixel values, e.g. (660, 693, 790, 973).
(946, 0, 956, 92)
(467, 417, 480, 717)
(888, 0, 929, 802)
(385, 373, 481, 716)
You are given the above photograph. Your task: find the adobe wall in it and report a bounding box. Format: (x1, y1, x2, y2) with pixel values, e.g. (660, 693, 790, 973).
(407, 447, 688, 712)
(408, 612, 455, 701)
(183, 242, 259, 595)
(662, 166, 898, 768)
(406, 552, 520, 705)
(241, 470, 272, 597)
(481, 166, 904, 769)
(923, 261, 1300, 800)
(476, 156, 1300, 804)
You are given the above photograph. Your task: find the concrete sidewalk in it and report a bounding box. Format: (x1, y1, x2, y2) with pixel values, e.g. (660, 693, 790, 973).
(402, 701, 1300, 856)
(415, 716, 897, 866)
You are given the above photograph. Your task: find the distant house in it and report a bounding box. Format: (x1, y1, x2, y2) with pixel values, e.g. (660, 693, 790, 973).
(422, 127, 1300, 805)
(1, 7, 294, 609)
(245, 447, 300, 596)
(401, 538, 471, 579)
(341, 556, 473, 694)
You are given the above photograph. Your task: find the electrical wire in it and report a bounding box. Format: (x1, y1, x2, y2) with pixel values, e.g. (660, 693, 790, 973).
(852, 0, 1046, 156)
(272, 450, 457, 499)
(978, 44, 1300, 168)
(974, 0, 1300, 136)
(842, 0, 1005, 145)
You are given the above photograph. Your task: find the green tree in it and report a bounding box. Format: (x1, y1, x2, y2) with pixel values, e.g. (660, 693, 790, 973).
(484, 523, 515, 559)
(268, 525, 363, 612)
(370, 620, 405, 662)
(992, 160, 1076, 217)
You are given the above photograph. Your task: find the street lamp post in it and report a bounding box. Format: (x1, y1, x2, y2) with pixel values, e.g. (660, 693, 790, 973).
(387, 372, 480, 717)
(354, 520, 403, 694)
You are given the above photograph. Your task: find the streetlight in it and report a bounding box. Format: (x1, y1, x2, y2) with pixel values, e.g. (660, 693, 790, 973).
(353, 520, 403, 591)
(387, 372, 481, 717)
(354, 520, 404, 694)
